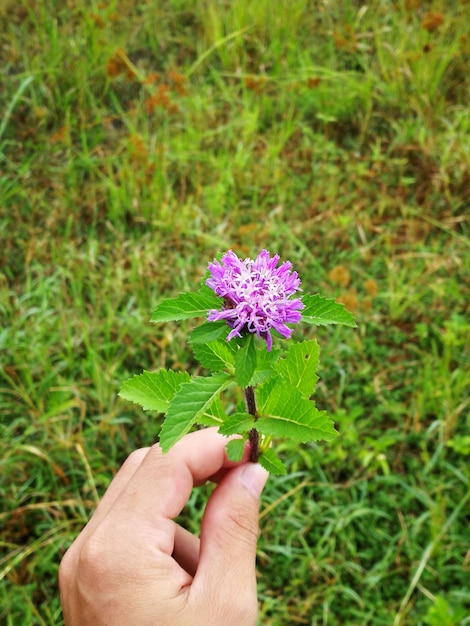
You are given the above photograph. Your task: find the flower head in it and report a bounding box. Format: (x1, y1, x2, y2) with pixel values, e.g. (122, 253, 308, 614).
(206, 250, 304, 350)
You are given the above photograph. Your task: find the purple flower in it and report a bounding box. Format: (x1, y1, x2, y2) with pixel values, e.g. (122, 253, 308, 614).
(206, 250, 304, 350)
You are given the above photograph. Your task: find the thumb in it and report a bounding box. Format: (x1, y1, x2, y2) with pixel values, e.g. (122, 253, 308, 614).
(194, 463, 269, 611)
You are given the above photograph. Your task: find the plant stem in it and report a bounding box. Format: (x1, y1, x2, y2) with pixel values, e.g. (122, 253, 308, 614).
(244, 386, 259, 462)
(248, 428, 259, 462)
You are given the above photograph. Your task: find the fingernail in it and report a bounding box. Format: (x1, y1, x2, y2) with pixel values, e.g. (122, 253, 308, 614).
(241, 463, 269, 498)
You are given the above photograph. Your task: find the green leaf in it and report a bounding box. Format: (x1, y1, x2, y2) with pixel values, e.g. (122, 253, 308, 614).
(275, 340, 319, 398)
(259, 448, 287, 475)
(235, 334, 257, 387)
(225, 438, 246, 461)
(190, 321, 228, 343)
(159, 372, 231, 452)
(250, 348, 282, 385)
(191, 339, 236, 373)
(256, 379, 337, 442)
(301, 293, 356, 327)
(218, 412, 255, 436)
(119, 370, 190, 412)
(197, 395, 228, 426)
(151, 286, 220, 323)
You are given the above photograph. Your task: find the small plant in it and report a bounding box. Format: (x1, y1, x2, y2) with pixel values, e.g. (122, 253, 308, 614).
(422, 595, 467, 626)
(120, 249, 356, 474)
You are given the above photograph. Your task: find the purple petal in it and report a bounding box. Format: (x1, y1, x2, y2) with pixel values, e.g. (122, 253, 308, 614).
(206, 249, 303, 349)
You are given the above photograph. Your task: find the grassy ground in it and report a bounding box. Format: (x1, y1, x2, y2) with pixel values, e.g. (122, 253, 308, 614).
(1, 0, 469, 624)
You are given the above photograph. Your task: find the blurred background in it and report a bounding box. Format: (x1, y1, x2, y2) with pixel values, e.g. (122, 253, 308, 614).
(1, 1, 469, 624)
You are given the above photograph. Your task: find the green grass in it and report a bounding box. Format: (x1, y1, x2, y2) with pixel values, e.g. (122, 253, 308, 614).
(1, 0, 469, 623)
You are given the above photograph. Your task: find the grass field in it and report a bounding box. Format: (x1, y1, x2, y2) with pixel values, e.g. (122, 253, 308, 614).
(1, 1, 469, 624)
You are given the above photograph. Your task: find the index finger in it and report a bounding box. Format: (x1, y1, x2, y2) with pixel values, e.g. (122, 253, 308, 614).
(113, 428, 248, 522)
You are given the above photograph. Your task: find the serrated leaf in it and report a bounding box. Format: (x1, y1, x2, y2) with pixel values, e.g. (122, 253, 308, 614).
(191, 339, 236, 373)
(218, 412, 255, 436)
(259, 448, 287, 475)
(159, 372, 231, 452)
(301, 293, 356, 327)
(119, 370, 190, 412)
(275, 340, 319, 398)
(190, 321, 228, 343)
(225, 438, 246, 461)
(197, 395, 228, 426)
(250, 348, 282, 385)
(256, 379, 337, 442)
(151, 286, 220, 323)
(235, 334, 257, 387)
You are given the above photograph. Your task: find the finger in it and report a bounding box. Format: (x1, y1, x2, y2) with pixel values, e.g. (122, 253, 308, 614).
(91, 448, 150, 521)
(72, 447, 151, 547)
(172, 525, 200, 577)
(79, 431, 242, 541)
(59, 447, 151, 589)
(194, 462, 268, 600)
(114, 428, 248, 525)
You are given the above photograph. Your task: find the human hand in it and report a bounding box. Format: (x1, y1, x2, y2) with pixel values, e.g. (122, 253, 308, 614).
(59, 428, 269, 625)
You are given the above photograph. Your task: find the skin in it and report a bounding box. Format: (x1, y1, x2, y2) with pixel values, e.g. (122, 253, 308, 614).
(59, 429, 269, 625)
